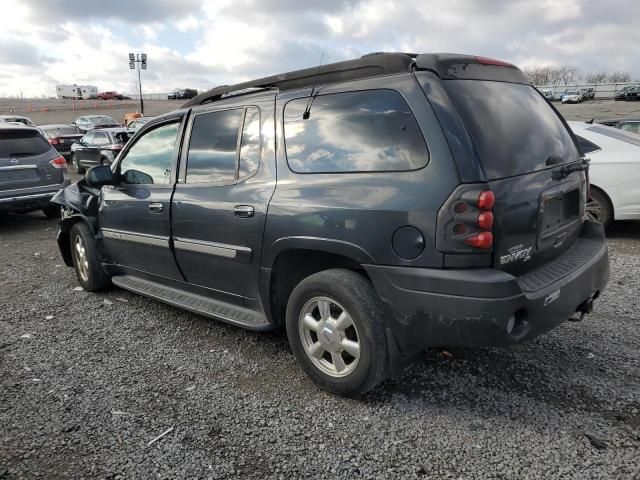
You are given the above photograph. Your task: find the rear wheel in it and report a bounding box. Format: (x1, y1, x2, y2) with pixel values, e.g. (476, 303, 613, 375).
(70, 222, 110, 291)
(586, 188, 612, 227)
(286, 269, 388, 395)
(71, 154, 85, 174)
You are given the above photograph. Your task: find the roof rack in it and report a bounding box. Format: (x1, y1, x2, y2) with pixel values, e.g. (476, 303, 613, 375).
(183, 52, 416, 107)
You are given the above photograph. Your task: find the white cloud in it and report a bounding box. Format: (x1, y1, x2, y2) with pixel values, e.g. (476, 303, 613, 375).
(0, 0, 639, 98)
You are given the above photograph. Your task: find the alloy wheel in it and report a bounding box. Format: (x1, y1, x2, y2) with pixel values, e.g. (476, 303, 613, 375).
(72, 234, 89, 282)
(585, 198, 602, 223)
(298, 296, 361, 378)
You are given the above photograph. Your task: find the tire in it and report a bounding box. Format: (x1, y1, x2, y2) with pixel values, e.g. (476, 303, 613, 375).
(586, 188, 613, 228)
(42, 204, 60, 219)
(286, 269, 388, 395)
(71, 153, 85, 174)
(69, 222, 111, 292)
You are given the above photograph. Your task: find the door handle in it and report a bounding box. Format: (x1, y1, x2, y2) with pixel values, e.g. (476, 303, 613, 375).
(233, 205, 255, 218)
(148, 202, 163, 213)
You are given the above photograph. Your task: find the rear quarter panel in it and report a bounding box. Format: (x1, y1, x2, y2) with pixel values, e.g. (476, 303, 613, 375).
(263, 74, 461, 269)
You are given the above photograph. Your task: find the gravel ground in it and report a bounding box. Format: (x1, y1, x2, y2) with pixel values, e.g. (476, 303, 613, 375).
(1, 212, 639, 479)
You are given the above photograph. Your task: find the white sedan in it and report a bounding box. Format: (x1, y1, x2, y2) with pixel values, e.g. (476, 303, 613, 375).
(561, 90, 583, 104)
(569, 121, 640, 226)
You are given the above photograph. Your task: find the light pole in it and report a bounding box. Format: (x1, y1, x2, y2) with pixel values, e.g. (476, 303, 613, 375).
(129, 53, 147, 114)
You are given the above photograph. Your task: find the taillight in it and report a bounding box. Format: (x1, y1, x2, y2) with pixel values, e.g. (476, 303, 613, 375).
(49, 156, 67, 169)
(436, 184, 496, 254)
(465, 231, 493, 249)
(49, 138, 60, 145)
(475, 56, 515, 68)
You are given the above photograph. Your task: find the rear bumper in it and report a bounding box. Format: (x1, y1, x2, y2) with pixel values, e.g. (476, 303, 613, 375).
(0, 181, 70, 211)
(365, 221, 609, 358)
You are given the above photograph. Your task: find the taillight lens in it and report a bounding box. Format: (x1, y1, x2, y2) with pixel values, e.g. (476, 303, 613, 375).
(478, 211, 494, 230)
(465, 232, 493, 249)
(49, 156, 67, 169)
(49, 138, 60, 145)
(478, 190, 495, 210)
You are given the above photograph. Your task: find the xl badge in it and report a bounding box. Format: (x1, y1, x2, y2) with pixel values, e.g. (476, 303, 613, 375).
(500, 244, 533, 265)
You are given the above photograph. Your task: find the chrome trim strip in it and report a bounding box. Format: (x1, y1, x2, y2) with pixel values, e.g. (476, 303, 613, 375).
(101, 228, 169, 248)
(0, 165, 38, 171)
(0, 192, 54, 203)
(173, 237, 251, 259)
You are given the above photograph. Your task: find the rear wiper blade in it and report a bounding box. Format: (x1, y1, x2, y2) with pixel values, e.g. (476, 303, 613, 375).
(554, 158, 590, 180)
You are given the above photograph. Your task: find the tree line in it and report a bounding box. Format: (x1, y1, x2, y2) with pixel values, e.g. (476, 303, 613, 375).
(523, 66, 635, 86)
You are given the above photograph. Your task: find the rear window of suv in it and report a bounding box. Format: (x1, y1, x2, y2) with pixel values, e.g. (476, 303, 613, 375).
(445, 80, 579, 179)
(284, 89, 428, 173)
(0, 130, 51, 157)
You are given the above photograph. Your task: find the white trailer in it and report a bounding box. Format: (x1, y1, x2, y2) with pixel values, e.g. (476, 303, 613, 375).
(55, 84, 98, 99)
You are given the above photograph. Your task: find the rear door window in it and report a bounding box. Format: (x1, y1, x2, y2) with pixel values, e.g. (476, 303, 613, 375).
(284, 89, 428, 173)
(444, 80, 580, 179)
(185, 109, 244, 184)
(0, 130, 51, 157)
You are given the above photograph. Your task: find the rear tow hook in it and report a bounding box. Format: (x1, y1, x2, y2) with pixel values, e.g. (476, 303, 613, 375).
(568, 297, 594, 322)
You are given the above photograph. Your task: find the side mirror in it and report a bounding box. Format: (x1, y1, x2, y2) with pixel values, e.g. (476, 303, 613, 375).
(85, 165, 115, 188)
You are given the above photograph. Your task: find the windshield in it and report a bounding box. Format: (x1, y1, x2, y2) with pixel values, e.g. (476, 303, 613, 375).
(44, 126, 79, 137)
(445, 80, 579, 180)
(566, 91, 579, 95)
(92, 116, 117, 125)
(0, 130, 51, 157)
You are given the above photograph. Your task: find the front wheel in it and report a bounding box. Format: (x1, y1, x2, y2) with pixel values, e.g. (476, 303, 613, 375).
(70, 222, 111, 291)
(286, 269, 388, 395)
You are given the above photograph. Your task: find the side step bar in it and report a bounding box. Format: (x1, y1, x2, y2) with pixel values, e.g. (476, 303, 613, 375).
(111, 275, 272, 331)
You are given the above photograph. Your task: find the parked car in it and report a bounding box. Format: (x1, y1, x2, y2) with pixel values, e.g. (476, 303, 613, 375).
(582, 87, 595, 100)
(614, 86, 636, 101)
(540, 89, 554, 101)
(624, 86, 640, 101)
(561, 90, 582, 104)
(1, 124, 69, 218)
(97, 91, 123, 100)
(73, 115, 120, 133)
(126, 117, 155, 130)
(0, 115, 36, 127)
(40, 124, 84, 157)
(167, 88, 198, 100)
(569, 121, 640, 226)
(52, 53, 609, 395)
(70, 127, 133, 173)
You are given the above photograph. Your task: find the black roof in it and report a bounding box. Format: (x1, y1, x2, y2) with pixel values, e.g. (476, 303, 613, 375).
(183, 52, 529, 107)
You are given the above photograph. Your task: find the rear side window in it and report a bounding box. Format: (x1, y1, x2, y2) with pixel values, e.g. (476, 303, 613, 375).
(445, 81, 579, 179)
(0, 130, 51, 157)
(186, 109, 244, 183)
(239, 107, 260, 179)
(284, 89, 428, 173)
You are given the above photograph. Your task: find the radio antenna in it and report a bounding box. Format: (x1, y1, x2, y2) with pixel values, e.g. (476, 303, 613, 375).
(303, 52, 324, 120)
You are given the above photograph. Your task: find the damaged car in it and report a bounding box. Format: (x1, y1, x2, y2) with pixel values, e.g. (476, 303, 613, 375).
(52, 52, 609, 395)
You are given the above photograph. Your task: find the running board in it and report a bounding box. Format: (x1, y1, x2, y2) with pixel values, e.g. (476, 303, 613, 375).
(111, 275, 272, 331)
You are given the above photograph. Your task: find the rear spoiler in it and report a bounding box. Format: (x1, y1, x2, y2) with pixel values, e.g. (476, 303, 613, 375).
(415, 54, 530, 84)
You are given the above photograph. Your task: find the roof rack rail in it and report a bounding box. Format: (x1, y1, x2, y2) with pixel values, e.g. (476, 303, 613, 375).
(220, 86, 278, 99)
(183, 52, 416, 107)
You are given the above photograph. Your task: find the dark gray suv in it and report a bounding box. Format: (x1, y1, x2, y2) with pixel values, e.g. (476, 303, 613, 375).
(1, 124, 70, 217)
(52, 53, 609, 394)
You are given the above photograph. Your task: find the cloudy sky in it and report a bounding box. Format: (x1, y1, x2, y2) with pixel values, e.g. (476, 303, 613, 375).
(0, 0, 638, 97)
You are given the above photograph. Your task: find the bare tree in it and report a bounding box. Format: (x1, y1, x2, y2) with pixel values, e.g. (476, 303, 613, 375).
(608, 71, 631, 83)
(584, 71, 608, 84)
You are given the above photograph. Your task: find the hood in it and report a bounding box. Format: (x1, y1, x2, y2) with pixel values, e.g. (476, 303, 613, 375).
(50, 178, 101, 216)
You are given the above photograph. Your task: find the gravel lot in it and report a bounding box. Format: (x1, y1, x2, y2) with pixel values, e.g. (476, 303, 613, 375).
(1, 213, 639, 479)
(1, 98, 640, 479)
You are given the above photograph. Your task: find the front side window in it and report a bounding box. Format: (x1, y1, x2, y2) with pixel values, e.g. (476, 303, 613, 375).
(186, 109, 244, 183)
(284, 89, 428, 173)
(119, 122, 179, 185)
